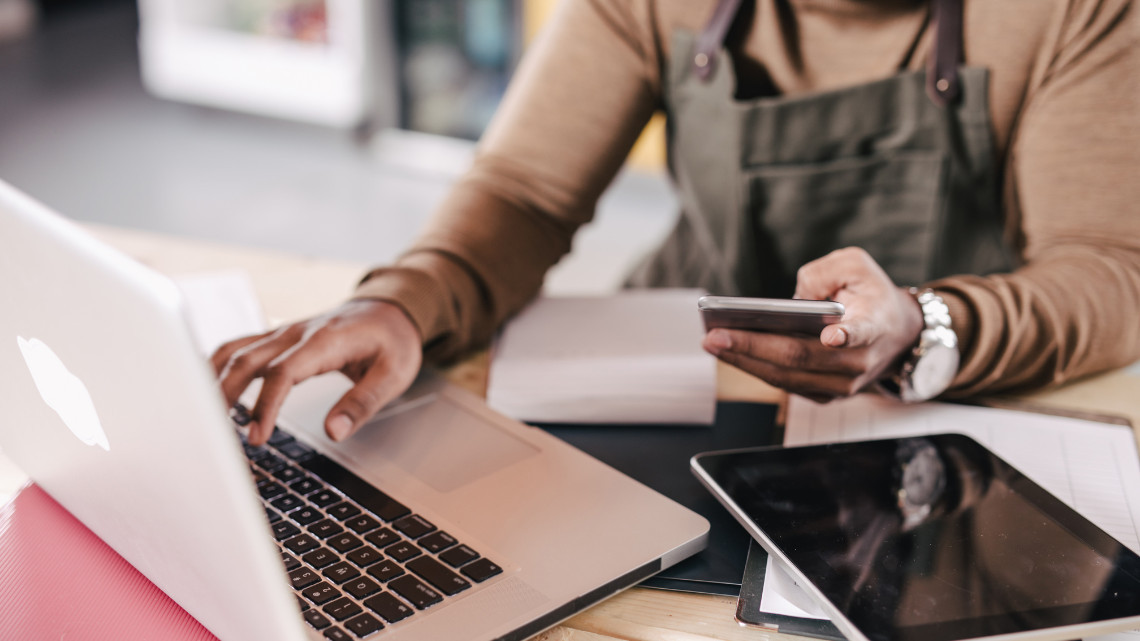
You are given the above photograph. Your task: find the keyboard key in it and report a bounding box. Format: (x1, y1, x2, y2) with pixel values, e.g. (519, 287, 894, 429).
(393, 515, 436, 539)
(297, 595, 310, 611)
(389, 575, 442, 609)
(324, 627, 351, 641)
(271, 493, 305, 513)
(290, 507, 323, 526)
(284, 534, 320, 555)
(439, 545, 479, 568)
(328, 533, 364, 554)
(345, 514, 382, 534)
(303, 581, 341, 605)
(290, 478, 323, 495)
(303, 609, 331, 630)
(323, 597, 363, 621)
(344, 612, 384, 638)
(328, 502, 362, 521)
(323, 561, 361, 584)
(461, 558, 503, 583)
(232, 404, 253, 426)
(300, 455, 411, 522)
(281, 552, 301, 571)
(265, 507, 282, 523)
(344, 576, 382, 599)
(309, 490, 343, 509)
(346, 546, 383, 568)
(303, 547, 339, 570)
(288, 567, 321, 590)
(309, 519, 345, 539)
(366, 560, 405, 583)
(364, 528, 399, 548)
(258, 453, 288, 474)
(273, 466, 305, 484)
(267, 428, 295, 447)
(363, 592, 414, 623)
(252, 470, 268, 486)
(272, 521, 301, 541)
(407, 556, 470, 596)
(384, 541, 422, 563)
(279, 440, 315, 461)
(418, 531, 457, 554)
(258, 482, 286, 500)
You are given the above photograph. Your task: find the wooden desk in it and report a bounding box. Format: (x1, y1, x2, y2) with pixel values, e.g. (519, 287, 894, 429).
(18, 224, 1139, 641)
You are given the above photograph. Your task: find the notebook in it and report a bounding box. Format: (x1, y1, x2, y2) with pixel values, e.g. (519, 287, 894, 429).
(0, 179, 709, 641)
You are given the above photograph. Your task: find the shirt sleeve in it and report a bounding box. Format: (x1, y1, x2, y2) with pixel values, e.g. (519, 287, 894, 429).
(934, 0, 1140, 396)
(353, 0, 662, 363)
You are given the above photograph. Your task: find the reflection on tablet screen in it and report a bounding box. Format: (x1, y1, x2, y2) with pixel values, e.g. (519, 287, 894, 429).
(696, 435, 1140, 641)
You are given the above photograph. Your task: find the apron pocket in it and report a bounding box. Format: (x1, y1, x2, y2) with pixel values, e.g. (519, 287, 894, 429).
(744, 150, 947, 288)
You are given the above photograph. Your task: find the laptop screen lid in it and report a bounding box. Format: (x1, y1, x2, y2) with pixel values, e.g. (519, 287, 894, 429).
(0, 180, 712, 641)
(0, 180, 309, 641)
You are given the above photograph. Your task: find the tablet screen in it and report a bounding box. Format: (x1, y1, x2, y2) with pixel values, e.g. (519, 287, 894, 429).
(694, 434, 1140, 641)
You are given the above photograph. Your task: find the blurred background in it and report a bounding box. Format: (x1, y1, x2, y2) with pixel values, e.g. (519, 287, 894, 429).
(0, 0, 676, 294)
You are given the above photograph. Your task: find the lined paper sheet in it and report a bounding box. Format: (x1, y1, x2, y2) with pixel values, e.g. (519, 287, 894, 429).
(758, 393, 1140, 635)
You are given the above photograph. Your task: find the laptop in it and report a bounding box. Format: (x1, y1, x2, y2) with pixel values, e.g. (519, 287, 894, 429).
(0, 179, 709, 641)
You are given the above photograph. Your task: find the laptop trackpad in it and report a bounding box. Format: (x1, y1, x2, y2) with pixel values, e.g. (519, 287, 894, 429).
(346, 396, 539, 493)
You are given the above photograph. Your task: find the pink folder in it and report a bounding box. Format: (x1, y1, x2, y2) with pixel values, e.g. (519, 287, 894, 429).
(0, 483, 217, 640)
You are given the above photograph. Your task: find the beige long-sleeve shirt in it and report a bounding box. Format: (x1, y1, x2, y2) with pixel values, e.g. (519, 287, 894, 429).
(355, 0, 1140, 396)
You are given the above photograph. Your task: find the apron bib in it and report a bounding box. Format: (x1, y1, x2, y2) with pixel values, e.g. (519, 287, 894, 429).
(626, 0, 1014, 296)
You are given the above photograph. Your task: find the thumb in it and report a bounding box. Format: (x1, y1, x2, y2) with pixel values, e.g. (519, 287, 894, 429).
(325, 365, 400, 442)
(794, 247, 880, 301)
(821, 317, 878, 349)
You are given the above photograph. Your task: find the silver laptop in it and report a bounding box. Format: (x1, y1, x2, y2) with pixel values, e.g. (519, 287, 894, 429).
(0, 179, 709, 641)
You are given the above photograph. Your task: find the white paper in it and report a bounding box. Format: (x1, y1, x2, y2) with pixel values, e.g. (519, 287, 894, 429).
(758, 393, 1140, 636)
(1127, 359, 1140, 377)
(173, 270, 267, 356)
(486, 289, 716, 424)
(763, 557, 830, 619)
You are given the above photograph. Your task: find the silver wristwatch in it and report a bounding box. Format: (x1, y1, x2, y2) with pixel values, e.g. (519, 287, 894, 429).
(881, 288, 959, 403)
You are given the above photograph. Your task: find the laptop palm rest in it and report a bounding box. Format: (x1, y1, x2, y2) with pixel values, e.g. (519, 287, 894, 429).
(349, 397, 540, 493)
(278, 373, 539, 493)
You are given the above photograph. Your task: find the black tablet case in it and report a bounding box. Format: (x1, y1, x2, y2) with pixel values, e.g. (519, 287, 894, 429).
(737, 540, 846, 639)
(534, 401, 778, 596)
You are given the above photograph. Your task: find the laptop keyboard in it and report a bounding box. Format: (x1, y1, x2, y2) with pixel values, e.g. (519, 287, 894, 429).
(234, 407, 502, 639)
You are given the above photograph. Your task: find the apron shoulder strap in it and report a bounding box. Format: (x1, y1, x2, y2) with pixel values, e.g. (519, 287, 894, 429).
(693, 0, 965, 107)
(928, 0, 963, 106)
(693, 0, 744, 81)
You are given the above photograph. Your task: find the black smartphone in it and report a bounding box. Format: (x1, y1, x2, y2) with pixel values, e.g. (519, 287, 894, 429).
(697, 295, 844, 335)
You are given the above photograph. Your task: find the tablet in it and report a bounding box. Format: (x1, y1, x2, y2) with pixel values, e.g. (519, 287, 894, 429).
(692, 434, 1140, 641)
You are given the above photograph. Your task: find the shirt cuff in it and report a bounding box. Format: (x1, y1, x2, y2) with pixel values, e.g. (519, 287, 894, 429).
(351, 264, 447, 348)
(932, 288, 977, 391)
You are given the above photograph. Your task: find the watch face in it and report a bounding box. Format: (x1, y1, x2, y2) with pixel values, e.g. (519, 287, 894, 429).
(911, 342, 958, 400)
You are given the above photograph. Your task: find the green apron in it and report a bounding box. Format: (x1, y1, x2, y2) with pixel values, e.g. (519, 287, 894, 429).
(626, 0, 1014, 297)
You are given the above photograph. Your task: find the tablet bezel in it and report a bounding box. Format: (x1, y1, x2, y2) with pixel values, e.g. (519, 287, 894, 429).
(692, 435, 1140, 641)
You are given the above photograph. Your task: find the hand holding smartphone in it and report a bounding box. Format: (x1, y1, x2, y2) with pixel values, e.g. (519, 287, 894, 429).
(698, 295, 844, 335)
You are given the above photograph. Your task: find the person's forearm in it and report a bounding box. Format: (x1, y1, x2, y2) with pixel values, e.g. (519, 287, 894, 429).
(355, 0, 662, 362)
(354, 179, 581, 364)
(935, 244, 1140, 396)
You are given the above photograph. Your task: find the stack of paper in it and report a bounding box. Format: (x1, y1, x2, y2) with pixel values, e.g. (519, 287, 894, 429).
(486, 289, 717, 425)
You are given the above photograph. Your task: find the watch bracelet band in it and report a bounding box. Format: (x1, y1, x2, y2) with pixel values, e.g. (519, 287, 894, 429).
(913, 287, 952, 333)
(879, 288, 958, 401)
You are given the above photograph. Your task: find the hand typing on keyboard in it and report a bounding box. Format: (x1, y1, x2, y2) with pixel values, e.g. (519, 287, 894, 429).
(211, 300, 422, 446)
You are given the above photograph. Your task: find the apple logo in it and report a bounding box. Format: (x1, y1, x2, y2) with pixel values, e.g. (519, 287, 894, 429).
(17, 336, 110, 451)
